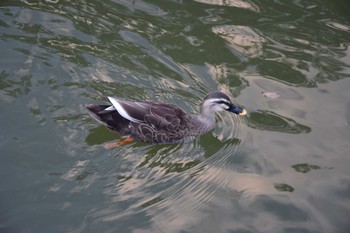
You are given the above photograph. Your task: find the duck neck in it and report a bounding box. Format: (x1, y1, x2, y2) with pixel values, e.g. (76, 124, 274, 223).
(191, 108, 217, 133)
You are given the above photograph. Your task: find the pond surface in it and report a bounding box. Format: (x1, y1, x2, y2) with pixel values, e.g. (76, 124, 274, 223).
(1, 0, 350, 232)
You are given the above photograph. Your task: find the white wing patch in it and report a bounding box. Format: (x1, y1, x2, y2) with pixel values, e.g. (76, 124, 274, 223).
(104, 105, 115, 111)
(108, 97, 143, 123)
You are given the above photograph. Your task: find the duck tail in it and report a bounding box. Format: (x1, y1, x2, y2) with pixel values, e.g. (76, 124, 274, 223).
(86, 104, 111, 125)
(86, 104, 130, 135)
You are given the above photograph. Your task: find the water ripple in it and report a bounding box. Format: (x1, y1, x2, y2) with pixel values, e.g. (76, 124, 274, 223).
(212, 25, 265, 59)
(194, 0, 259, 12)
(78, 88, 249, 229)
(2, 0, 350, 232)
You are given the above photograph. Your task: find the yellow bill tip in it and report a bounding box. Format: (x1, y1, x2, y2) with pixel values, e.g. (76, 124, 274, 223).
(239, 108, 247, 116)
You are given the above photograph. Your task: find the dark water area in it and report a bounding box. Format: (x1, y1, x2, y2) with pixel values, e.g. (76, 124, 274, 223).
(1, 0, 350, 232)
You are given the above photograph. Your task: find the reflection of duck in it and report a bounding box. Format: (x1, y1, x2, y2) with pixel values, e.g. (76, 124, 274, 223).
(87, 92, 246, 146)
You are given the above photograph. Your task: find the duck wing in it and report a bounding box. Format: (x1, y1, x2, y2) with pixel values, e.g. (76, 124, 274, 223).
(95, 97, 190, 143)
(108, 97, 151, 123)
(146, 103, 186, 130)
(108, 97, 186, 128)
(131, 103, 189, 143)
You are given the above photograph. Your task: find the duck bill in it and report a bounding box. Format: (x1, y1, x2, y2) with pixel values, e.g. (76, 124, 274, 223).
(228, 104, 247, 116)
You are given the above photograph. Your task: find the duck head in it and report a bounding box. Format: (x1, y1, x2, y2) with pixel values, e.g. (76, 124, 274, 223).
(202, 92, 247, 116)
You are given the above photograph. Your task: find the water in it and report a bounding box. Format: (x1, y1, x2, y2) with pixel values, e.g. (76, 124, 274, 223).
(1, 0, 350, 232)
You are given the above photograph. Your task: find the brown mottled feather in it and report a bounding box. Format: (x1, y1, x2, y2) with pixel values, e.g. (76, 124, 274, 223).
(130, 103, 192, 143)
(87, 102, 195, 143)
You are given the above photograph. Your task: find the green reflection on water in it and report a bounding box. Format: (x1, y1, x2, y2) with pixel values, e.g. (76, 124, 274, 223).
(0, 74, 32, 97)
(247, 110, 311, 134)
(85, 126, 119, 145)
(163, 160, 200, 174)
(1, 0, 350, 232)
(292, 163, 321, 173)
(274, 183, 295, 192)
(256, 60, 314, 87)
(141, 196, 162, 208)
(137, 145, 201, 174)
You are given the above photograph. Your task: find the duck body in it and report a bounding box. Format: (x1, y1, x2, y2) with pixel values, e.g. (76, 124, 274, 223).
(87, 92, 246, 144)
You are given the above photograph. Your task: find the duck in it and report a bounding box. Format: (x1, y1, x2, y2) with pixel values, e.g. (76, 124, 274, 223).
(87, 91, 247, 146)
